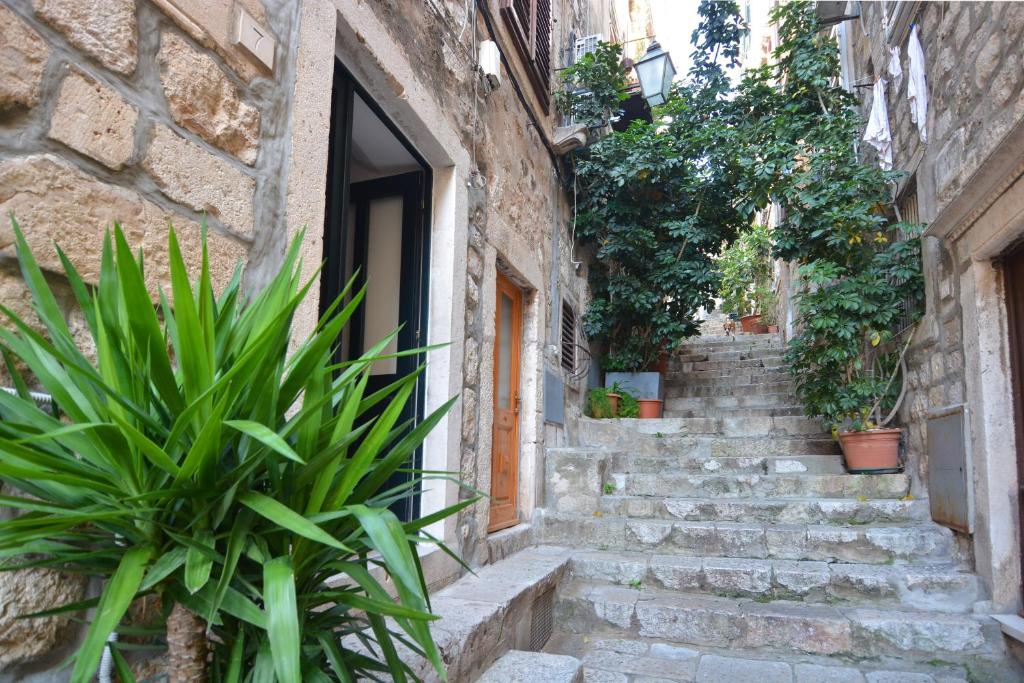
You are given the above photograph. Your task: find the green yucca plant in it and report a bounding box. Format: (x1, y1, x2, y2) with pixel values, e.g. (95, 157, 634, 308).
(0, 215, 470, 682)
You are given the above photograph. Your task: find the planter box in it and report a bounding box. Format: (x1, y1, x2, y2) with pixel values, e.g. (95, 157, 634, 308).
(605, 371, 662, 400)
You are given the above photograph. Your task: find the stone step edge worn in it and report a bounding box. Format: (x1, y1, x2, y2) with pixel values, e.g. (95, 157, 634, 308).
(555, 580, 1001, 659)
(566, 550, 979, 613)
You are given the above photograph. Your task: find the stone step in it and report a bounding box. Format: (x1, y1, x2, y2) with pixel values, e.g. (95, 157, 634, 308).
(545, 632, 1020, 683)
(477, 650, 582, 683)
(598, 495, 929, 525)
(567, 551, 980, 613)
(665, 392, 798, 410)
(677, 333, 782, 350)
(666, 369, 791, 385)
(554, 581, 999, 660)
(666, 379, 797, 397)
(670, 357, 788, 372)
(548, 451, 854, 515)
(575, 418, 835, 450)
(605, 452, 846, 475)
(577, 433, 842, 458)
(665, 405, 806, 418)
(618, 472, 910, 499)
(672, 348, 786, 363)
(538, 513, 954, 564)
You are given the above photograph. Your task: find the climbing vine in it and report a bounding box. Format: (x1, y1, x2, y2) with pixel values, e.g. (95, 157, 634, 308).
(564, 0, 924, 423)
(734, 2, 925, 429)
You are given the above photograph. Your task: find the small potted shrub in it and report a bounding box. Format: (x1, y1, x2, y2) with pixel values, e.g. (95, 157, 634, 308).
(603, 352, 663, 418)
(756, 286, 779, 333)
(719, 224, 774, 334)
(587, 386, 620, 418)
(787, 234, 924, 474)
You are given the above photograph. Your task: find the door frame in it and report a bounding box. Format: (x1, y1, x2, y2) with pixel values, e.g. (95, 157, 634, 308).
(1003, 241, 1024, 612)
(320, 59, 433, 521)
(488, 271, 524, 532)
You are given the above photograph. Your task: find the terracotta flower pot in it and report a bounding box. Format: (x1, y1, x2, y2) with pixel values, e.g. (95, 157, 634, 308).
(637, 398, 663, 419)
(838, 428, 902, 473)
(739, 314, 762, 333)
(767, 324, 779, 333)
(606, 393, 621, 417)
(647, 351, 670, 374)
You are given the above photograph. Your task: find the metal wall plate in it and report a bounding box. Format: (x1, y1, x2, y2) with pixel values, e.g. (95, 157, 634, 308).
(927, 404, 973, 533)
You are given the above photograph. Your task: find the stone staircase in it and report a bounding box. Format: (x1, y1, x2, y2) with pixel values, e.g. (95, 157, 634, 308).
(537, 332, 1020, 682)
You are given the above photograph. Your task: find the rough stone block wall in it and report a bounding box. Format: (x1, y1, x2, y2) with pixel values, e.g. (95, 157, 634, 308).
(843, 1, 1024, 525)
(0, 0, 301, 676)
(372, 0, 591, 565)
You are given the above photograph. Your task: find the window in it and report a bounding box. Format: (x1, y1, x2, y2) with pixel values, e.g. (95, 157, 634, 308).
(500, 0, 552, 109)
(890, 179, 921, 338)
(561, 300, 576, 372)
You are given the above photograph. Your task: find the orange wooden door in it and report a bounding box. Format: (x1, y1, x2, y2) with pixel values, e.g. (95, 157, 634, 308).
(489, 272, 522, 532)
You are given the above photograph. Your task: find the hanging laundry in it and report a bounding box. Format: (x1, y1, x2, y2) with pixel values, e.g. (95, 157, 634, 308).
(907, 24, 928, 143)
(863, 78, 893, 171)
(888, 46, 903, 91)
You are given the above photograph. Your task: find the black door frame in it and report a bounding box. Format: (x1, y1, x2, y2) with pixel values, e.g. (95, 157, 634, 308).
(321, 59, 432, 522)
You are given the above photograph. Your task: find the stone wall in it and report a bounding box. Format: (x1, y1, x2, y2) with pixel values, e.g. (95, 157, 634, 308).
(839, 1, 1024, 601)
(362, 0, 593, 567)
(0, 0, 302, 676)
(840, 1, 1024, 492)
(0, 0, 600, 674)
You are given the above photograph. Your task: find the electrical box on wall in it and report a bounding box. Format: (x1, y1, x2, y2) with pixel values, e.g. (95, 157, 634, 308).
(927, 404, 973, 533)
(479, 40, 501, 89)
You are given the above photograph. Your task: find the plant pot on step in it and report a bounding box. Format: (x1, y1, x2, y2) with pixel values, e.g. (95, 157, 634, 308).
(767, 324, 779, 333)
(637, 398, 663, 419)
(605, 372, 663, 404)
(606, 393, 621, 417)
(739, 314, 762, 333)
(837, 428, 902, 473)
(647, 350, 671, 374)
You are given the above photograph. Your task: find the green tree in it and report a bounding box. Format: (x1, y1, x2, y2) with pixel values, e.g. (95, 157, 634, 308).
(733, 2, 925, 428)
(573, 1, 754, 371)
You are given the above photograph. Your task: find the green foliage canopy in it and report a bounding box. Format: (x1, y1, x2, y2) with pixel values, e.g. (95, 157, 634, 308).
(572, 1, 754, 372)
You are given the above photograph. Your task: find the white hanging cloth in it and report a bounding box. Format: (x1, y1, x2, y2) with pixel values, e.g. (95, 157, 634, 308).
(907, 24, 928, 143)
(863, 78, 893, 171)
(888, 46, 903, 91)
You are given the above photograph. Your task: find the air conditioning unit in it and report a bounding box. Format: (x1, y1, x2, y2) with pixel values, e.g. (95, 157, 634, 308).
(574, 33, 604, 63)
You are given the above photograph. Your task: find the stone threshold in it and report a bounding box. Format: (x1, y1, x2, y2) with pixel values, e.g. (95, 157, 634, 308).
(992, 613, 1024, 645)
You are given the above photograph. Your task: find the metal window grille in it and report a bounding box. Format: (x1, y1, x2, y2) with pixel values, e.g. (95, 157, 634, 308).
(529, 588, 555, 650)
(561, 300, 576, 372)
(890, 182, 921, 339)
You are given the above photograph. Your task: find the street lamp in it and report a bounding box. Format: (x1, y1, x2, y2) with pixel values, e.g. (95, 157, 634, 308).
(634, 39, 676, 107)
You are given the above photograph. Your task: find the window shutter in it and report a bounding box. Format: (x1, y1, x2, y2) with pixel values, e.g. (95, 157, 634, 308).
(500, 0, 551, 109)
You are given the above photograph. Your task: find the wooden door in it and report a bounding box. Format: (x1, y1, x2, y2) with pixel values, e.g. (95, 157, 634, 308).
(1005, 242, 1024, 610)
(489, 273, 523, 532)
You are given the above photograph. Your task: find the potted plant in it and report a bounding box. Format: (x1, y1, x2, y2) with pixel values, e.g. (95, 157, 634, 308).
(587, 384, 641, 418)
(718, 224, 774, 333)
(0, 219, 466, 680)
(755, 286, 779, 334)
(587, 386, 619, 418)
(787, 234, 924, 474)
(568, 27, 756, 420)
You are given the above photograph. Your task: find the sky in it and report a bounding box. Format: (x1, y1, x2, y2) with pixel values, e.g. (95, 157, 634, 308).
(649, 0, 703, 79)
